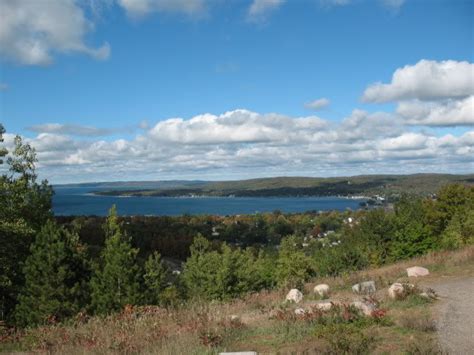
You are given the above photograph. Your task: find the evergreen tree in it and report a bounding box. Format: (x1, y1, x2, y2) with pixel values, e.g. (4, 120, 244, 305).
(276, 235, 314, 289)
(90, 206, 141, 314)
(390, 196, 432, 260)
(0, 127, 53, 323)
(143, 251, 167, 305)
(14, 221, 90, 327)
(182, 234, 223, 300)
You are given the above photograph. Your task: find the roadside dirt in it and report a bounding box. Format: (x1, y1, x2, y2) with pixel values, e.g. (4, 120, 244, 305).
(428, 276, 474, 355)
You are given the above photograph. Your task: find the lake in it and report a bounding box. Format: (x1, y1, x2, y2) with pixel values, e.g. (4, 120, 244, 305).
(53, 186, 365, 216)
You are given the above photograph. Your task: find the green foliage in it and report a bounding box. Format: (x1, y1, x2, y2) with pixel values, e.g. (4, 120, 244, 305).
(424, 184, 474, 238)
(14, 221, 90, 327)
(313, 241, 369, 277)
(0, 127, 53, 323)
(90, 206, 141, 314)
(390, 196, 433, 260)
(143, 251, 168, 305)
(182, 235, 275, 300)
(276, 235, 314, 289)
(440, 209, 474, 249)
(354, 208, 395, 266)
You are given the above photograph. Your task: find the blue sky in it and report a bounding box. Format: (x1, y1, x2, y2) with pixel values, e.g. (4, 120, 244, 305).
(0, 0, 473, 183)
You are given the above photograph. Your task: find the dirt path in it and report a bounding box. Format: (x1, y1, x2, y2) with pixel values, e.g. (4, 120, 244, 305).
(429, 276, 474, 355)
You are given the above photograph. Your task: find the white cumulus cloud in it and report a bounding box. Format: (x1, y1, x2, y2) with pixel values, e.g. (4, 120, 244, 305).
(247, 0, 285, 21)
(118, 0, 206, 18)
(396, 96, 474, 126)
(304, 98, 331, 111)
(3, 108, 472, 183)
(362, 60, 474, 103)
(0, 0, 110, 66)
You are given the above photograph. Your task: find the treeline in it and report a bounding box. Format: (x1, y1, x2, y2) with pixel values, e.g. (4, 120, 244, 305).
(55, 210, 343, 261)
(1, 124, 473, 329)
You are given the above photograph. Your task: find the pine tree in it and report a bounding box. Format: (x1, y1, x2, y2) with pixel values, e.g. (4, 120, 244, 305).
(90, 206, 141, 314)
(14, 221, 90, 327)
(143, 251, 167, 305)
(276, 235, 314, 289)
(0, 128, 53, 323)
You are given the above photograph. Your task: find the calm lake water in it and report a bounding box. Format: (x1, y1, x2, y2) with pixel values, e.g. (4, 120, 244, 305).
(52, 186, 365, 216)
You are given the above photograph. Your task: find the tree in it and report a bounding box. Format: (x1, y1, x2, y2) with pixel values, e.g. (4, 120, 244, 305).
(276, 235, 314, 289)
(14, 221, 90, 327)
(90, 206, 141, 314)
(440, 209, 474, 249)
(353, 208, 395, 266)
(390, 196, 432, 260)
(0, 126, 53, 323)
(143, 251, 168, 305)
(182, 235, 224, 300)
(424, 184, 474, 238)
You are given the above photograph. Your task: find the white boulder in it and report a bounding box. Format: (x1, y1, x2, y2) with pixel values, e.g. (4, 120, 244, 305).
(286, 289, 303, 303)
(315, 301, 333, 311)
(294, 308, 306, 315)
(314, 284, 330, 298)
(407, 266, 429, 277)
(351, 301, 376, 316)
(352, 281, 376, 294)
(388, 283, 405, 300)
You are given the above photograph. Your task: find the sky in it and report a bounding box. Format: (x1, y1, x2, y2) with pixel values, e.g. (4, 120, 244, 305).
(0, 0, 473, 183)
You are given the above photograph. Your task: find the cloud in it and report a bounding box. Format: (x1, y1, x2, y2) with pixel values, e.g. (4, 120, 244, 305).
(380, 0, 405, 11)
(0, 0, 110, 66)
(148, 109, 328, 144)
(0, 83, 8, 91)
(319, 0, 351, 7)
(362, 60, 474, 103)
(117, 0, 207, 18)
(26, 123, 138, 137)
(4, 109, 472, 183)
(396, 96, 474, 126)
(304, 98, 330, 110)
(247, 0, 285, 21)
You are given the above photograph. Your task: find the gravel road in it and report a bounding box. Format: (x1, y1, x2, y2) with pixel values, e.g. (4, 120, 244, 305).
(430, 277, 474, 355)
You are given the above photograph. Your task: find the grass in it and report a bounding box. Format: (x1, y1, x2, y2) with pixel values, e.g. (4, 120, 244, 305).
(1, 246, 473, 354)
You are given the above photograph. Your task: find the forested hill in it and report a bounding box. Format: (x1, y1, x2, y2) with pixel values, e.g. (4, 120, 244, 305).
(92, 174, 474, 198)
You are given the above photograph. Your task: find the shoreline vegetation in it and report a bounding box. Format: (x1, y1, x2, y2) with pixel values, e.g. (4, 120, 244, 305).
(88, 174, 474, 200)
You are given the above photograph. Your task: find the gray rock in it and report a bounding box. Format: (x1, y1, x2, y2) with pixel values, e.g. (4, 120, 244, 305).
(407, 266, 429, 277)
(286, 289, 303, 303)
(352, 281, 376, 294)
(313, 284, 330, 297)
(351, 300, 376, 316)
(294, 308, 306, 315)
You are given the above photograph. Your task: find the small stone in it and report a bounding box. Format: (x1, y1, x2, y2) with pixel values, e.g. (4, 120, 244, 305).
(230, 315, 240, 321)
(351, 301, 376, 316)
(388, 283, 405, 300)
(406, 266, 429, 277)
(352, 281, 376, 294)
(315, 301, 333, 311)
(286, 289, 303, 303)
(294, 308, 306, 315)
(313, 284, 330, 298)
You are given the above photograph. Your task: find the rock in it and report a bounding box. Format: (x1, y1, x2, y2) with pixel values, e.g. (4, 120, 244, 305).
(294, 308, 306, 315)
(219, 352, 257, 355)
(315, 301, 333, 311)
(314, 284, 330, 298)
(286, 289, 303, 303)
(419, 292, 430, 299)
(230, 315, 240, 322)
(388, 283, 405, 300)
(406, 266, 429, 277)
(352, 281, 376, 294)
(351, 301, 376, 316)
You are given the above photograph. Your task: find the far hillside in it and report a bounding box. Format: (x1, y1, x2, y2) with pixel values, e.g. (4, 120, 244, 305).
(94, 173, 474, 198)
